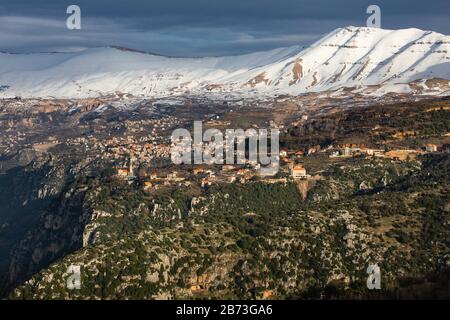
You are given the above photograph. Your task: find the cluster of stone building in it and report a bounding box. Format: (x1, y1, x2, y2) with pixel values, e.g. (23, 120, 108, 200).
(328, 143, 448, 161)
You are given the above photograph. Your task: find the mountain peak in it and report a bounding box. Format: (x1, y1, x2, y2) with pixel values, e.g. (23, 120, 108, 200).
(0, 26, 449, 99)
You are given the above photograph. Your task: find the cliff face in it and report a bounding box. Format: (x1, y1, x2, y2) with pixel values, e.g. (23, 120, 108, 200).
(0, 145, 100, 293)
(0, 153, 64, 280)
(4, 154, 450, 300)
(7, 184, 92, 286)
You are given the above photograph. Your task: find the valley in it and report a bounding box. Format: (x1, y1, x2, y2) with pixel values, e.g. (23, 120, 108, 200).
(0, 93, 449, 299)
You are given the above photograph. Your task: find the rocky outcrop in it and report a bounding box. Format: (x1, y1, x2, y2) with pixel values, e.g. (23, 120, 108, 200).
(7, 182, 91, 286)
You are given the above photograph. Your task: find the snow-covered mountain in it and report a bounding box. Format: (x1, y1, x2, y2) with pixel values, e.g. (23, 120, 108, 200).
(1, 26, 449, 99)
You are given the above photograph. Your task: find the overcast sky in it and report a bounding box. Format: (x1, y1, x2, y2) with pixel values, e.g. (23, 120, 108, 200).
(0, 0, 449, 56)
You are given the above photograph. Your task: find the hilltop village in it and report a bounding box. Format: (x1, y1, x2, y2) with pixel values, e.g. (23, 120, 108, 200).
(108, 139, 448, 191)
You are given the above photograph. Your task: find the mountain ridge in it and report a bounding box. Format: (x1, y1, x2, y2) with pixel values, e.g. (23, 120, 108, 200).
(0, 26, 449, 99)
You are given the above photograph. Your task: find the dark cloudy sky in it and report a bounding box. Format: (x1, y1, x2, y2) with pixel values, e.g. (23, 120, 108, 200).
(0, 0, 449, 56)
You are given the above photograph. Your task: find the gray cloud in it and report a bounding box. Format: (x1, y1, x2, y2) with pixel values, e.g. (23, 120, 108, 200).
(0, 0, 449, 56)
